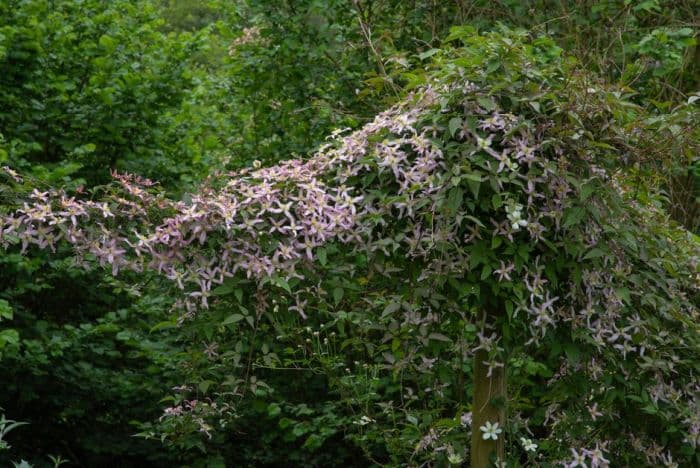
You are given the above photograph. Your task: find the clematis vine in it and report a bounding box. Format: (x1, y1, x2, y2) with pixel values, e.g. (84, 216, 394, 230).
(1, 56, 698, 466)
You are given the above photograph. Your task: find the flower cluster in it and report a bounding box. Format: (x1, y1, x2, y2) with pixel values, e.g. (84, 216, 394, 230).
(1, 89, 443, 318)
(159, 398, 232, 440)
(564, 444, 610, 468)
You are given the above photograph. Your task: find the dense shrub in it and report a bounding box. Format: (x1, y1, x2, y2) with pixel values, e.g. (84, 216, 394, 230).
(1, 1, 698, 466)
(3, 28, 698, 466)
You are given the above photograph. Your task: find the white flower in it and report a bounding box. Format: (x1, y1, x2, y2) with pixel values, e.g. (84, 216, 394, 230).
(569, 448, 588, 467)
(506, 202, 528, 231)
(480, 421, 502, 440)
(447, 453, 464, 465)
(353, 415, 375, 426)
(520, 437, 538, 452)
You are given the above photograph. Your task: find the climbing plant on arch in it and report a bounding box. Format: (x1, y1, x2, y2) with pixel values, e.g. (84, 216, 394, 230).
(2, 29, 698, 466)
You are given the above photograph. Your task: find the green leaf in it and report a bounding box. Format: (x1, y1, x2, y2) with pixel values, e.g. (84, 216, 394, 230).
(211, 278, 242, 297)
(222, 314, 245, 325)
(467, 177, 480, 198)
(462, 173, 483, 183)
(477, 96, 495, 111)
(583, 248, 607, 260)
(428, 333, 452, 342)
(580, 182, 596, 201)
(444, 25, 477, 43)
(491, 193, 503, 210)
(563, 207, 585, 228)
(448, 117, 462, 137)
(464, 215, 485, 227)
(267, 403, 281, 417)
(272, 276, 292, 294)
(616, 287, 632, 305)
(418, 48, 440, 60)
(212, 283, 235, 296)
(317, 247, 327, 266)
(198, 380, 214, 393)
(382, 302, 401, 317)
(641, 404, 658, 415)
(0, 329, 19, 348)
(564, 343, 581, 362)
(491, 236, 502, 249)
(505, 300, 513, 319)
(332, 287, 344, 305)
(98, 34, 117, 52)
(446, 187, 463, 213)
(150, 320, 177, 332)
(279, 417, 293, 429)
(0, 299, 12, 321)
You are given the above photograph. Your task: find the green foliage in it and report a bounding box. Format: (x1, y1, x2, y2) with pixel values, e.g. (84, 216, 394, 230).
(216, 1, 374, 167)
(0, 253, 184, 464)
(0, 0, 233, 187)
(0, 2, 234, 463)
(0, 412, 28, 452)
(1, 1, 698, 466)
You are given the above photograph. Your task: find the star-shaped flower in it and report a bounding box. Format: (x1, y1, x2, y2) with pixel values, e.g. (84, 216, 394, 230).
(479, 421, 502, 440)
(520, 437, 538, 452)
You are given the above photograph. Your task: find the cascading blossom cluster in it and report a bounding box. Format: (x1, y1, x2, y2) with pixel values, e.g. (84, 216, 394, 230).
(1, 80, 568, 323)
(0, 88, 444, 318)
(1, 69, 698, 465)
(0, 79, 560, 308)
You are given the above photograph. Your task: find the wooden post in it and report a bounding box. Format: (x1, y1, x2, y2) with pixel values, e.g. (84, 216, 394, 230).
(471, 348, 506, 467)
